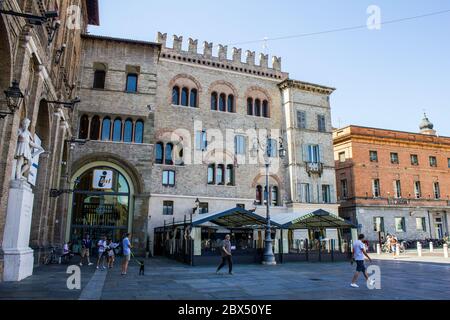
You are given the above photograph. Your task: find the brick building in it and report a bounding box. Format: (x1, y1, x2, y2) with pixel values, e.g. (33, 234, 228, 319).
(333, 116, 450, 242)
(0, 0, 99, 281)
(70, 31, 340, 255)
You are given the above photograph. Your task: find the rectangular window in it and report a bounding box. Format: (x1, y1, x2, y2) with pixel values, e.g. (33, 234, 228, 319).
(416, 217, 427, 232)
(207, 164, 215, 185)
(162, 170, 175, 187)
(414, 181, 422, 199)
(411, 154, 419, 166)
(93, 70, 106, 89)
(448, 158, 450, 168)
(372, 179, 381, 198)
(266, 139, 278, 158)
(199, 202, 209, 214)
(234, 135, 246, 155)
(126, 73, 138, 92)
(370, 151, 378, 162)
(317, 115, 326, 132)
(305, 145, 321, 163)
(297, 111, 306, 129)
(429, 156, 437, 167)
(163, 201, 174, 216)
(340, 179, 348, 199)
(390, 153, 399, 164)
(300, 183, 311, 203)
(216, 164, 225, 185)
(394, 180, 402, 198)
(322, 185, 331, 204)
(433, 182, 441, 199)
(226, 165, 234, 186)
(395, 217, 406, 232)
(196, 130, 207, 151)
(339, 152, 346, 163)
(373, 217, 385, 232)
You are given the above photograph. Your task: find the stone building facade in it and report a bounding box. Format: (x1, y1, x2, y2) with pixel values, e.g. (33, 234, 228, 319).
(333, 117, 450, 242)
(69, 30, 340, 255)
(0, 0, 99, 281)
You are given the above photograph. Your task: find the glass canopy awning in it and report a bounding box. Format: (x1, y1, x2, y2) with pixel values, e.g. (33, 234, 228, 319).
(272, 209, 356, 229)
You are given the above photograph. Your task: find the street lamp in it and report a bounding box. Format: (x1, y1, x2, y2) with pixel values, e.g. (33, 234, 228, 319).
(1, 80, 24, 119)
(251, 132, 286, 265)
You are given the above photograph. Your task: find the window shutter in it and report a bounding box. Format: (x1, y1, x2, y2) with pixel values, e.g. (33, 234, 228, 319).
(303, 144, 309, 162)
(318, 145, 323, 163)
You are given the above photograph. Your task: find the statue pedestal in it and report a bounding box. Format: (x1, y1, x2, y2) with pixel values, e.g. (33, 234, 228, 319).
(2, 180, 34, 282)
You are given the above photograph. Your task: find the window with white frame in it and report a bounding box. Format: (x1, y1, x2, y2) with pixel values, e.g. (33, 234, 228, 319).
(234, 135, 246, 155)
(195, 130, 207, 151)
(394, 180, 402, 198)
(414, 181, 422, 199)
(299, 183, 311, 203)
(304, 144, 321, 163)
(416, 217, 427, 232)
(395, 217, 406, 232)
(433, 182, 441, 199)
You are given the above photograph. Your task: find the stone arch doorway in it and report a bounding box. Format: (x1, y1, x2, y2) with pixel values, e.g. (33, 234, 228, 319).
(66, 162, 136, 246)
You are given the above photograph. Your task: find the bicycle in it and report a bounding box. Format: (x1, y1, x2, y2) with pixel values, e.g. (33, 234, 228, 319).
(44, 247, 60, 265)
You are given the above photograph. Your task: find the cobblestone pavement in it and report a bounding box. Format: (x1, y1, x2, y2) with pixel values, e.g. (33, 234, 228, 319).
(0, 257, 449, 300)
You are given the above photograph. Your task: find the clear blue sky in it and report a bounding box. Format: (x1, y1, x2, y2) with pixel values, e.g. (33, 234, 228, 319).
(89, 0, 450, 136)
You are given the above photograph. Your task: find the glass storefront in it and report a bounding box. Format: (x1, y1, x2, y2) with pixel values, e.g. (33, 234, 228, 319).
(70, 167, 130, 244)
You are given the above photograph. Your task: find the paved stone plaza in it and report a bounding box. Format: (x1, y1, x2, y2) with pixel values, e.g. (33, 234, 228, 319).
(0, 257, 448, 300)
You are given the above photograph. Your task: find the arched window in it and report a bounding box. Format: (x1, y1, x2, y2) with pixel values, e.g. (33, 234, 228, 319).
(256, 185, 263, 205)
(181, 87, 189, 106)
(101, 117, 111, 141)
(93, 70, 106, 89)
(112, 118, 122, 142)
(216, 165, 225, 185)
(227, 95, 234, 113)
(190, 89, 198, 108)
(262, 100, 269, 118)
(165, 143, 174, 165)
(255, 99, 261, 117)
(172, 86, 180, 105)
(134, 120, 144, 144)
(79, 115, 89, 139)
(271, 186, 279, 206)
(90, 116, 100, 140)
(124, 119, 133, 143)
(219, 93, 226, 112)
(155, 142, 164, 164)
(211, 92, 218, 110)
(247, 98, 253, 115)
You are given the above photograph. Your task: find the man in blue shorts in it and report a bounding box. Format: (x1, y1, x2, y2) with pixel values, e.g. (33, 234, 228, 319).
(351, 234, 375, 288)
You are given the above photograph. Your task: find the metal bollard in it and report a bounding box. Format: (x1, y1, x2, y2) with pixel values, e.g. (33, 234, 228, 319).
(396, 244, 400, 257)
(430, 242, 434, 253)
(444, 244, 449, 259)
(417, 242, 422, 257)
(377, 244, 381, 255)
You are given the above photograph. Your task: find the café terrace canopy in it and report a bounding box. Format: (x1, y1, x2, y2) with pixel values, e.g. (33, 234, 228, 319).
(271, 209, 356, 230)
(190, 207, 280, 229)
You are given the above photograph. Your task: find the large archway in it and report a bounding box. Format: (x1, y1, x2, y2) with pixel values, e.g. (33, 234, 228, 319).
(66, 162, 136, 246)
(0, 16, 12, 95)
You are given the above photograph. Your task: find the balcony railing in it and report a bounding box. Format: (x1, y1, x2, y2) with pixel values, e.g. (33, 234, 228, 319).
(306, 162, 324, 177)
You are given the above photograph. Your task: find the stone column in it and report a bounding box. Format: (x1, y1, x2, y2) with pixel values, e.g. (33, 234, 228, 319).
(2, 180, 35, 281)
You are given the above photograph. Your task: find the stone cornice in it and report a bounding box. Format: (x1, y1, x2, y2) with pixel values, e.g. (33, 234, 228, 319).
(278, 79, 335, 95)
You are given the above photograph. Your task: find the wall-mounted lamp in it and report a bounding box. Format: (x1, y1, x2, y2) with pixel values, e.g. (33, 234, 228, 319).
(1, 81, 24, 119)
(54, 43, 66, 64)
(45, 96, 81, 110)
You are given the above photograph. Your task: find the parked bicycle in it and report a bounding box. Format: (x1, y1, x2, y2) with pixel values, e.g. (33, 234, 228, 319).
(44, 247, 73, 265)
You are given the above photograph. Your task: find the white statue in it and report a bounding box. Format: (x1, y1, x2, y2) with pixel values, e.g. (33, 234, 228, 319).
(14, 118, 45, 181)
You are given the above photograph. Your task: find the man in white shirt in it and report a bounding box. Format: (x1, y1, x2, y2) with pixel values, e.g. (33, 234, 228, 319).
(351, 234, 375, 288)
